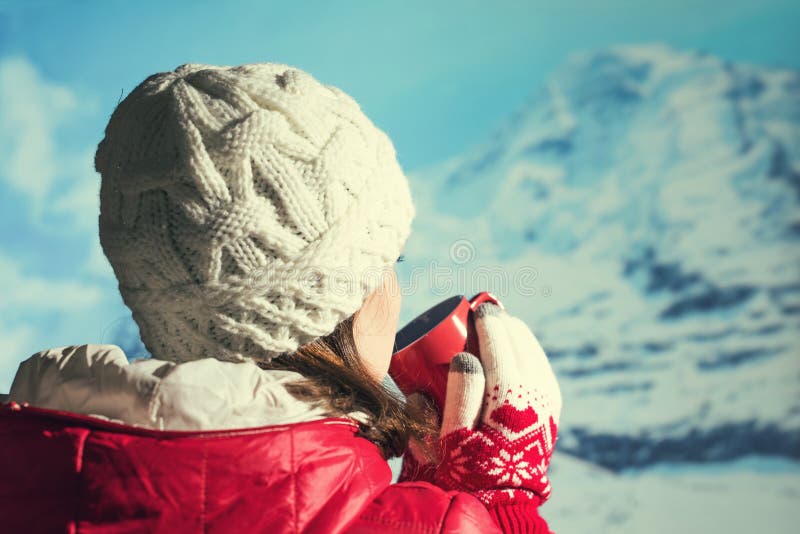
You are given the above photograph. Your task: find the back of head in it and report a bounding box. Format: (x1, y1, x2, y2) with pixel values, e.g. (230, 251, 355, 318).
(95, 62, 415, 364)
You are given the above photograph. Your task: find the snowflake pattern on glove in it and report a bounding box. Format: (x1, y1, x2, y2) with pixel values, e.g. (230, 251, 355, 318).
(435, 411, 558, 506)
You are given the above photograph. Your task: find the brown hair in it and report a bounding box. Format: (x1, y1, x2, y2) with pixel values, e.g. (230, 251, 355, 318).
(256, 312, 438, 460)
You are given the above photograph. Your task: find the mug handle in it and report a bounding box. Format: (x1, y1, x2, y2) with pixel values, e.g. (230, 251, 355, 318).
(468, 291, 503, 312)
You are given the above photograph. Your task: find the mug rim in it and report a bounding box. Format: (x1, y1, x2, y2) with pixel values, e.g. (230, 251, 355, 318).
(392, 294, 466, 355)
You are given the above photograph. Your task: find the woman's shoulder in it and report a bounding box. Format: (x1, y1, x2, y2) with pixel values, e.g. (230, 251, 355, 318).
(6, 343, 336, 430)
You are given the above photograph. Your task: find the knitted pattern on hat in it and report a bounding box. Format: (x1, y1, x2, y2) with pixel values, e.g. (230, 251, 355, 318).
(95, 62, 415, 363)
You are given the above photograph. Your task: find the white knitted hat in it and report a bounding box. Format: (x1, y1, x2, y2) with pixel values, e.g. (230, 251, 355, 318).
(95, 62, 415, 363)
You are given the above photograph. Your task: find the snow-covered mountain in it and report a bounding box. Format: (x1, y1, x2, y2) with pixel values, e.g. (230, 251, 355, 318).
(399, 43, 800, 470)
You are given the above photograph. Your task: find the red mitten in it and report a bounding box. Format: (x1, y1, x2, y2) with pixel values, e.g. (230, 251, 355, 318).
(401, 303, 562, 531)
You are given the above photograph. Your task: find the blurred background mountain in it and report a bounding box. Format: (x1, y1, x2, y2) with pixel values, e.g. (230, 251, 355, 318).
(405, 43, 800, 468)
(398, 43, 800, 531)
(1, 1, 798, 532)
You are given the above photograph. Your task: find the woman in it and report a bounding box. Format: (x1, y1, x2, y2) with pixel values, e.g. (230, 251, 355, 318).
(0, 62, 561, 533)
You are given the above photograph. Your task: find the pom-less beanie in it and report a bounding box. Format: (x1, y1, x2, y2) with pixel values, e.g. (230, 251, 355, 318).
(94, 62, 415, 363)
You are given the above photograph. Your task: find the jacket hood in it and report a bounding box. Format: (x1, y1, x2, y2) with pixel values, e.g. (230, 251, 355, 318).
(7, 343, 365, 431)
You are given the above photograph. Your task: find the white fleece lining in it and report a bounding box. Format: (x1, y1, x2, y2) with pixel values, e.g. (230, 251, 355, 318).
(7, 343, 349, 430)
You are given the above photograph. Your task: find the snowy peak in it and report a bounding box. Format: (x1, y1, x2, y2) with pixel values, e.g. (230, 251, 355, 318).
(405, 45, 800, 469)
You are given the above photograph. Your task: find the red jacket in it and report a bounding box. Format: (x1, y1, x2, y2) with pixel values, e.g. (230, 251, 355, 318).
(0, 402, 550, 533)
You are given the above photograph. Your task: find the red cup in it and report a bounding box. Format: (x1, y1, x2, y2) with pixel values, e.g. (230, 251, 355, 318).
(389, 291, 502, 412)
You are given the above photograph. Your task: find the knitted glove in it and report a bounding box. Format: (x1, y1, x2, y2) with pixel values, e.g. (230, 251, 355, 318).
(400, 302, 562, 532)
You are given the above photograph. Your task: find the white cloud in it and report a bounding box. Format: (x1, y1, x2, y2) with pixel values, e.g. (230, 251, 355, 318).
(0, 56, 77, 203)
(0, 254, 103, 312)
(0, 56, 100, 233)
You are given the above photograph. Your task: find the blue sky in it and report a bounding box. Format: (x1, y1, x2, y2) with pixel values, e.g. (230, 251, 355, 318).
(0, 0, 798, 391)
(2, 0, 799, 168)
